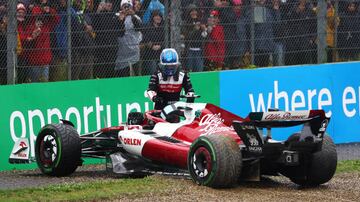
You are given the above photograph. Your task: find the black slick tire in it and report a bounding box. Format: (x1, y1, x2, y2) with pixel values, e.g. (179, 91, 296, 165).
(188, 134, 242, 188)
(35, 124, 81, 176)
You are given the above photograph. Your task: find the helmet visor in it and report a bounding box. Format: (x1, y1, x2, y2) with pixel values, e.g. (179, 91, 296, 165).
(163, 65, 178, 76)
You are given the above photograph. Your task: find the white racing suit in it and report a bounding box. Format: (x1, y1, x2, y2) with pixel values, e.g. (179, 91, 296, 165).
(146, 70, 194, 110)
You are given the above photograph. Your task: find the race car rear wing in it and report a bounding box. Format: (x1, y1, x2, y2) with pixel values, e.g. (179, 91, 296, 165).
(233, 110, 330, 155)
(246, 110, 327, 127)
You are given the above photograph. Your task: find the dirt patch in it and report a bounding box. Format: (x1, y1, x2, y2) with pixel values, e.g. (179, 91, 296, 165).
(117, 172, 360, 202)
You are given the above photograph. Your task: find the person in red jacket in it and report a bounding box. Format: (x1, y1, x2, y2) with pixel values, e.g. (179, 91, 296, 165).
(204, 10, 225, 71)
(25, 1, 59, 82)
(16, 3, 31, 83)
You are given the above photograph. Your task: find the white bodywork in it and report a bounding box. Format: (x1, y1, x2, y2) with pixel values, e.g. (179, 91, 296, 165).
(118, 101, 207, 156)
(9, 138, 30, 162)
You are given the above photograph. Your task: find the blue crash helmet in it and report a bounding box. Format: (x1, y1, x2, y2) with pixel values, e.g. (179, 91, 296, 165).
(160, 48, 180, 76)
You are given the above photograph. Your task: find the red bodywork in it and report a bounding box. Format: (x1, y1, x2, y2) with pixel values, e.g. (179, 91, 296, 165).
(139, 104, 245, 169)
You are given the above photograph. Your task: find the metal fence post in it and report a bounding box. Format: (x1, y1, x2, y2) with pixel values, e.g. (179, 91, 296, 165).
(164, 0, 169, 48)
(67, 0, 72, 80)
(334, 0, 339, 62)
(250, 0, 255, 65)
(317, 0, 327, 63)
(7, 0, 17, 84)
(170, 0, 182, 53)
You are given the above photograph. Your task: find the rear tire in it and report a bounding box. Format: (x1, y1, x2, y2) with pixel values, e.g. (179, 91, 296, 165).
(188, 134, 242, 188)
(35, 124, 81, 176)
(283, 135, 337, 186)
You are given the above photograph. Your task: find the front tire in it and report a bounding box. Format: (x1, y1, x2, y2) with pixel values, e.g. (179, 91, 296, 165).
(35, 124, 81, 176)
(188, 134, 242, 188)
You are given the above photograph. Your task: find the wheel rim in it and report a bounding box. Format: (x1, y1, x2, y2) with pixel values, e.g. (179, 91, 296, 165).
(39, 133, 58, 168)
(192, 146, 212, 178)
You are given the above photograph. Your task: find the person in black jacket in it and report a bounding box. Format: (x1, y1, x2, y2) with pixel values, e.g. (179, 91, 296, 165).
(285, 0, 317, 65)
(182, 4, 207, 72)
(216, 0, 241, 69)
(337, 1, 360, 61)
(146, 48, 195, 110)
(71, 0, 96, 80)
(142, 9, 165, 75)
(93, 0, 124, 78)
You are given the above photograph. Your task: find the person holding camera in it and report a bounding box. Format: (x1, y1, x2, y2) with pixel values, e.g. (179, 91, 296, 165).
(25, 0, 59, 82)
(182, 4, 207, 72)
(115, 0, 143, 77)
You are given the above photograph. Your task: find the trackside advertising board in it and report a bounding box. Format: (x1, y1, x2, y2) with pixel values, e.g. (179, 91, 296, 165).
(0, 73, 219, 171)
(220, 62, 360, 144)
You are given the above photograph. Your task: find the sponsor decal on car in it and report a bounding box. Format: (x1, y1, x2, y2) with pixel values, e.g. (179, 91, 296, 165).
(9, 138, 30, 161)
(199, 113, 232, 136)
(246, 133, 262, 153)
(318, 119, 329, 138)
(13, 141, 28, 157)
(262, 111, 309, 121)
(120, 137, 142, 146)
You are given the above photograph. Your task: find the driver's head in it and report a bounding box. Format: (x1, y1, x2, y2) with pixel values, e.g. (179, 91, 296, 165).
(160, 48, 180, 77)
(166, 113, 180, 123)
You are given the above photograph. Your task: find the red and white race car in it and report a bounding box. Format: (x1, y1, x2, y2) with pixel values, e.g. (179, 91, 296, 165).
(9, 95, 337, 188)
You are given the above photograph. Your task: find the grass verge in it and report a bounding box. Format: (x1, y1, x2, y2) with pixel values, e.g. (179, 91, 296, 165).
(0, 160, 359, 201)
(336, 160, 360, 173)
(0, 176, 168, 202)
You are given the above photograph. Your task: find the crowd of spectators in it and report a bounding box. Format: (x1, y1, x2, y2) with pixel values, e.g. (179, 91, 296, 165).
(0, 0, 359, 84)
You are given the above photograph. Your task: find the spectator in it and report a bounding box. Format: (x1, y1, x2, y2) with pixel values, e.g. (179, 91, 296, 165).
(16, 2, 32, 83)
(134, 0, 144, 18)
(337, 1, 360, 61)
(0, 5, 6, 84)
(93, 0, 124, 78)
(83, 0, 96, 77)
(25, 0, 60, 82)
(71, 0, 95, 80)
(142, 0, 165, 24)
(204, 10, 225, 71)
(115, 0, 143, 77)
(193, 0, 214, 20)
(142, 9, 165, 75)
(235, 0, 252, 68)
(215, 0, 241, 69)
(285, 0, 317, 65)
(253, 0, 275, 67)
(325, 1, 339, 63)
(52, 0, 68, 81)
(271, 0, 286, 66)
(182, 4, 207, 72)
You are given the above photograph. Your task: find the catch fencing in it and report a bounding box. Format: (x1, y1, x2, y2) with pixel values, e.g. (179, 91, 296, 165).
(0, 0, 359, 84)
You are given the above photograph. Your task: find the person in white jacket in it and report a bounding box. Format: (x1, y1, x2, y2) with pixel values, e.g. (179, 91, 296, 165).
(115, 0, 143, 77)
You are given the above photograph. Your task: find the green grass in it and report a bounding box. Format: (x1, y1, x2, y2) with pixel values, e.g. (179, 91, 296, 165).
(0, 176, 168, 202)
(0, 160, 359, 202)
(336, 160, 360, 173)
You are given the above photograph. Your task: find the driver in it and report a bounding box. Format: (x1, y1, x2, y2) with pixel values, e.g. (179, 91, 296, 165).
(146, 48, 195, 110)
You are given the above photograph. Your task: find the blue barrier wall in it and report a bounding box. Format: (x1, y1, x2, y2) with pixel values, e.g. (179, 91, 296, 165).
(219, 62, 360, 144)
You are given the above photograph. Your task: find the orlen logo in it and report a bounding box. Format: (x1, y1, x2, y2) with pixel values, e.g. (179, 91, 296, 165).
(19, 141, 27, 148)
(199, 113, 232, 136)
(119, 137, 142, 146)
(13, 141, 28, 158)
(264, 112, 308, 121)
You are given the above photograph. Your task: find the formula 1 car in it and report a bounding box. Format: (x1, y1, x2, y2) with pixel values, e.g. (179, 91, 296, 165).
(9, 95, 337, 188)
